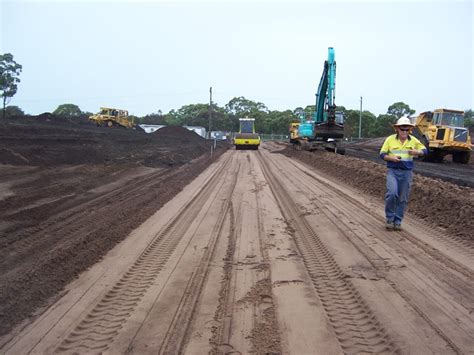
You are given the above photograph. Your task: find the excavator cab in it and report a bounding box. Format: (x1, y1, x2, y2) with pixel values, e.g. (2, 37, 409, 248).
(335, 111, 344, 125)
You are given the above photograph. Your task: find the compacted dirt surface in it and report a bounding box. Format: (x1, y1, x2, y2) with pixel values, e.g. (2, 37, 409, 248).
(0, 118, 473, 354)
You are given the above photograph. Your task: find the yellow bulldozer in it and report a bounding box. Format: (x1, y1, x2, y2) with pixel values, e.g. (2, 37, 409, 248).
(89, 107, 136, 129)
(411, 108, 471, 164)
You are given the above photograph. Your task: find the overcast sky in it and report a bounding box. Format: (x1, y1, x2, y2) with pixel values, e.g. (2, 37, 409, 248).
(1, 0, 473, 117)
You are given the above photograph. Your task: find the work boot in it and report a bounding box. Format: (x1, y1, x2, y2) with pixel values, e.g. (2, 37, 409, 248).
(393, 223, 402, 231)
(385, 221, 394, 230)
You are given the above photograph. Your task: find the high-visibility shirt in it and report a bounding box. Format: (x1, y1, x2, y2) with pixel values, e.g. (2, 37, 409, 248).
(379, 134, 427, 170)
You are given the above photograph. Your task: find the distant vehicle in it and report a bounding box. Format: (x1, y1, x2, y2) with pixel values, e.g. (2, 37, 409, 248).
(411, 108, 471, 163)
(289, 122, 300, 144)
(211, 131, 229, 140)
(234, 118, 260, 150)
(89, 107, 136, 129)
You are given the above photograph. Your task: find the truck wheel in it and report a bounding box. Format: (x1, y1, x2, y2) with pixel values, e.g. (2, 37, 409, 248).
(453, 151, 470, 164)
(434, 150, 444, 163)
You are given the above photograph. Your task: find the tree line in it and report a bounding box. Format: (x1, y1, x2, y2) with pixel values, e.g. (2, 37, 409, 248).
(6, 99, 472, 139)
(2, 53, 473, 138)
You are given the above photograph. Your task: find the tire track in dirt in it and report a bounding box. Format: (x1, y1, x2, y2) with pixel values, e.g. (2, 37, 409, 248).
(250, 173, 282, 354)
(54, 157, 234, 353)
(272, 154, 474, 353)
(157, 157, 239, 354)
(257, 151, 399, 354)
(0, 151, 227, 338)
(210, 152, 281, 355)
(209, 199, 239, 354)
(286, 157, 474, 268)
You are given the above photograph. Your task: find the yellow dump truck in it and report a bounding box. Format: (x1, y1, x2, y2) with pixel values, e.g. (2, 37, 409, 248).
(412, 108, 471, 163)
(89, 107, 135, 129)
(234, 118, 260, 150)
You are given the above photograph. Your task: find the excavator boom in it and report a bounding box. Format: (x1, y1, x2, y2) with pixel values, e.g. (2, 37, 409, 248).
(293, 47, 344, 153)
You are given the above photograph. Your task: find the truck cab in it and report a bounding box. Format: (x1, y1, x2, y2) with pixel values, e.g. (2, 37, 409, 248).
(413, 109, 471, 163)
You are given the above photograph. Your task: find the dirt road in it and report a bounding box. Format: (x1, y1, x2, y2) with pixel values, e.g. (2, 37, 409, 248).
(2, 144, 473, 354)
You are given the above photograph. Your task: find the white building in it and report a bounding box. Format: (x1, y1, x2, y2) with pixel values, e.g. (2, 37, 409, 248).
(183, 126, 207, 138)
(139, 124, 166, 133)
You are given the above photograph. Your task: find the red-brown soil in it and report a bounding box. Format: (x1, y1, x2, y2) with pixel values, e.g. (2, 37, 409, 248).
(0, 115, 229, 336)
(279, 145, 473, 242)
(1, 115, 472, 344)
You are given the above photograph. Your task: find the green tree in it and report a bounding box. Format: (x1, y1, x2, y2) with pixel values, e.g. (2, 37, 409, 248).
(0, 53, 22, 119)
(167, 103, 210, 127)
(225, 97, 269, 133)
(225, 96, 268, 116)
(138, 111, 166, 125)
(303, 105, 316, 120)
(387, 102, 415, 118)
(209, 105, 233, 131)
(342, 109, 360, 138)
(359, 111, 377, 137)
(262, 109, 295, 134)
(373, 114, 397, 137)
(53, 103, 82, 117)
(4, 105, 24, 118)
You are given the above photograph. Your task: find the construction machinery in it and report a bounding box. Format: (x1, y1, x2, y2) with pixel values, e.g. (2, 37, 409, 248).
(411, 109, 471, 164)
(292, 47, 345, 154)
(234, 118, 260, 150)
(89, 107, 136, 129)
(289, 122, 300, 144)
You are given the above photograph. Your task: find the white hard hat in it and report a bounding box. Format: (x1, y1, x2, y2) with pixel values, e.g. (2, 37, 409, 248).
(394, 115, 415, 127)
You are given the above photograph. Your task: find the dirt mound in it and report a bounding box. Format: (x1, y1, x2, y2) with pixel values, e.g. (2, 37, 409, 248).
(0, 114, 230, 336)
(279, 146, 473, 241)
(0, 115, 217, 167)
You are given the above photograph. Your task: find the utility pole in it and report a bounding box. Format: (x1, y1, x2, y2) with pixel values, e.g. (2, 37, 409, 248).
(208, 87, 212, 139)
(359, 96, 362, 139)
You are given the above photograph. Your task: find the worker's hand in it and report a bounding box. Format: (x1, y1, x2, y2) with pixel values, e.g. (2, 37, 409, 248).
(408, 149, 420, 157)
(388, 155, 401, 162)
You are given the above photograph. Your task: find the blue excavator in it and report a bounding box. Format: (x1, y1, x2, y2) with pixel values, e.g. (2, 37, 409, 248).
(293, 47, 345, 154)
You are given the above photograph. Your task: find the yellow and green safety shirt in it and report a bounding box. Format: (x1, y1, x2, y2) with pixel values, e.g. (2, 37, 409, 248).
(379, 134, 427, 170)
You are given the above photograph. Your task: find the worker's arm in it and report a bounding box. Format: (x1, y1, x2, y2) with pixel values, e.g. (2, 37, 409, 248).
(408, 138, 428, 157)
(379, 136, 400, 162)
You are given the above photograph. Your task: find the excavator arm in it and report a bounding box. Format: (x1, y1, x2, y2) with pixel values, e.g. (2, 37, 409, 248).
(313, 47, 343, 140)
(314, 47, 336, 124)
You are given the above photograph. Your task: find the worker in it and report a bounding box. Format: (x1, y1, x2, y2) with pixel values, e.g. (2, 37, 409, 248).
(379, 115, 427, 231)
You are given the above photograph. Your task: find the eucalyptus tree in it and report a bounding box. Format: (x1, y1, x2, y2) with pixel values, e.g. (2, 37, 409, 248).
(4, 105, 24, 118)
(387, 102, 415, 118)
(0, 53, 22, 119)
(53, 103, 82, 117)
